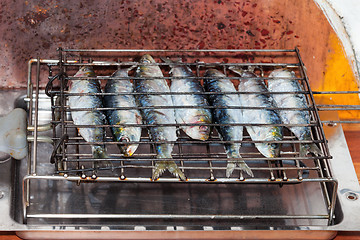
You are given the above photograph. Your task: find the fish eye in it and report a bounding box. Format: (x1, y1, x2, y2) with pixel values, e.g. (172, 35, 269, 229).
(199, 126, 208, 131)
(120, 137, 130, 142)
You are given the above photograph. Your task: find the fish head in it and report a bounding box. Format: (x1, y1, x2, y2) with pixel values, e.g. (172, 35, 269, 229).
(114, 127, 141, 157)
(119, 139, 138, 157)
(183, 114, 212, 140)
(75, 66, 96, 77)
(255, 127, 282, 158)
(261, 127, 283, 157)
(255, 143, 281, 158)
(184, 125, 211, 141)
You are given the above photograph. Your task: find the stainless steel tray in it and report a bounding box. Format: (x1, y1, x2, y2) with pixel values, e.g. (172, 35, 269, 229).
(0, 49, 358, 239)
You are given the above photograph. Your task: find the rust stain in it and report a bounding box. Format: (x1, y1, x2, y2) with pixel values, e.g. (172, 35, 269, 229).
(18, 5, 49, 28)
(0, 0, 357, 110)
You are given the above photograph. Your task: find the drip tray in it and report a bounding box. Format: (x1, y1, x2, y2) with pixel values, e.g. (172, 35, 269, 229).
(0, 90, 357, 239)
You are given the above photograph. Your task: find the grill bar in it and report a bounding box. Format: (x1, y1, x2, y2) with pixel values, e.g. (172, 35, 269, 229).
(26, 214, 330, 220)
(62, 48, 296, 52)
(23, 174, 335, 184)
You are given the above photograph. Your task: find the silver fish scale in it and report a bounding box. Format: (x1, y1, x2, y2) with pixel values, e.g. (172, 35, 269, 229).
(236, 70, 282, 158)
(136, 81, 177, 141)
(135, 67, 177, 158)
(69, 79, 106, 143)
(204, 69, 253, 177)
(239, 72, 282, 133)
(268, 70, 311, 140)
(204, 71, 243, 151)
(104, 70, 140, 121)
(169, 62, 211, 140)
(104, 69, 142, 156)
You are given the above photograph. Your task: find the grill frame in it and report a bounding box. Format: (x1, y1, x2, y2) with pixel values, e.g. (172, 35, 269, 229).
(23, 48, 338, 226)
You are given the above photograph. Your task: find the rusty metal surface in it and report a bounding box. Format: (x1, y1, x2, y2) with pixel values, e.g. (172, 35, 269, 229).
(0, 0, 336, 88)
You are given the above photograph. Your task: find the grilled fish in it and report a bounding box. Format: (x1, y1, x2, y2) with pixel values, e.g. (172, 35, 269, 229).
(268, 68, 321, 157)
(104, 67, 142, 157)
(135, 54, 185, 180)
(68, 66, 109, 167)
(204, 69, 253, 177)
(230, 67, 283, 158)
(162, 57, 212, 140)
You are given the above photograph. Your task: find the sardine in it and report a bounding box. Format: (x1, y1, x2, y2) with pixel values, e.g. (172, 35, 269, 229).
(104, 67, 142, 157)
(230, 67, 283, 158)
(162, 57, 212, 140)
(134, 54, 185, 180)
(68, 66, 109, 167)
(268, 68, 321, 157)
(204, 69, 253, 177)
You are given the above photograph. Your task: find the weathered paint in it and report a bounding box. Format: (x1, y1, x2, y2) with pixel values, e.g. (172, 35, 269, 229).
(318, 0, 360, 81)
(0, 0, 358, 120)
(319, 32, 360, 120)
(0, 0, 339, 87)
(314, 0, 360, 83)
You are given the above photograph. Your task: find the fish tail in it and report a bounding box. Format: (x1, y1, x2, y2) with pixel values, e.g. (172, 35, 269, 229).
(160, 57, 182, 64)
(92, 145, 114, 170)
(226, 154, 254, 178)
(226, 161, 237, 177)
(299, 143, 322, 157)
(152, 160, 186, 181)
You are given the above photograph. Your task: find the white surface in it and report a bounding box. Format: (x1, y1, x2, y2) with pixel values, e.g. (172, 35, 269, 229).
(314, 0, 360, 84)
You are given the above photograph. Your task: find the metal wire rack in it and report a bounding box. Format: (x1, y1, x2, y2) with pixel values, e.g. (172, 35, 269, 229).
(23, 48, 340, 225)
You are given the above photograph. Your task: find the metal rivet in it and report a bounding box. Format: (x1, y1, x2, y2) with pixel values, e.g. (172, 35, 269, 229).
(346, 192, 358, 201)
(326, 122, 337, 127)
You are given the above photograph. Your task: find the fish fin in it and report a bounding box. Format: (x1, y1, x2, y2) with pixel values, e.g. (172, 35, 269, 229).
(299, 143, 322, 157)
(228, 66, 243, 75)
(160, 57, 182, 64)
(226, 161, 237, 177)
(152, 160, 186, 181)
(160, 57, 183, 74)
(135, 112, 143, 124)
(92, 146, 114, 170)
(126, 65, 137, 72)
(160, 57, 172, 63)
(226, 160, 254, 178)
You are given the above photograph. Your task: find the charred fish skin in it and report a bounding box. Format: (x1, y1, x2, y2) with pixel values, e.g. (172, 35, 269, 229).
(231, 67, 283, 158)
(134, 54, 185, 181)
(162, 57, 212, 141)
(268, 69, 321, 157)
(104, 67, 142, 157)
(68, 66, 109, 167)
(203, 69, 253, 177)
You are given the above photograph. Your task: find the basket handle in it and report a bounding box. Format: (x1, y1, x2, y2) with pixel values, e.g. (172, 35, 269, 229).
(0, 108, 27, 160)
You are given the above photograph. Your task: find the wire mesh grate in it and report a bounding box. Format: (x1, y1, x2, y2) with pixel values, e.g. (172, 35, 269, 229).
(23, 48, 338, 225)
(43, 48, 332, 183)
